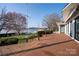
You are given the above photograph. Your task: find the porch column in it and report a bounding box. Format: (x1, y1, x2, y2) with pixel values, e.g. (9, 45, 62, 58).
(65, 24, 66, 34)
(69, 22, 71, 36)
(72, 19, 75, 39)
(59, 25, 61, 33)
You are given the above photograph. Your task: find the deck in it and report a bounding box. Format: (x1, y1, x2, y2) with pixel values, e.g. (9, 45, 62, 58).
(0, 33, 79, 56)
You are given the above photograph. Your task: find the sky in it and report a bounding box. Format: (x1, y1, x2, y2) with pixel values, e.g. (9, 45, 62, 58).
(0, 3, 67, 28)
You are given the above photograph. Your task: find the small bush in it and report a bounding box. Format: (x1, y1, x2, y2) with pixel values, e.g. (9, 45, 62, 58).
(45, 30, 53, 34)
(25, 34, 37, 42)
(18, 38, 27, 43)
(27, 34, 37, 39)
(0, 38, 18, 46)
(37, 30, 53, 37)
(37, 31, 45, 37)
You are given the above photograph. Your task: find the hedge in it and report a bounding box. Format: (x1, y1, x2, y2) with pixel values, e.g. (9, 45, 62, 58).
(0, 38, 18, 46)
(0, 30, 53, 46)
(0, 34, 38, 46)
(0, 33, 16, 37)
(37, 31, 45, 37)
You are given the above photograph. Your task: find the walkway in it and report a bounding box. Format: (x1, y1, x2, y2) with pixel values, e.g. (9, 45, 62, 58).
(0, 33, 79, 56)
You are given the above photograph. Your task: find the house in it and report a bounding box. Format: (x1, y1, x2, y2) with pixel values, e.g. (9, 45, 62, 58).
(58, 3, 79, 41)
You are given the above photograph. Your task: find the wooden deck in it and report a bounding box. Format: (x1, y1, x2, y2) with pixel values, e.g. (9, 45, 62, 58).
(0, 33, 79, 56)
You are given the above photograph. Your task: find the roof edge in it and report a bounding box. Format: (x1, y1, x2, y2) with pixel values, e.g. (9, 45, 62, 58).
(62, 3, 71, 11)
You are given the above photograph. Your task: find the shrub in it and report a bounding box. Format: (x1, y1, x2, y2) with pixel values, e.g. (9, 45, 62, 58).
(6, 38, 18, 44)
(26, 38, 28, 42)
(0, 33, 16, 37)
(37, 30, 53, 37)
(45, 30, 53, 34)
(18, 38, 27, 43)
(27, 34, 37, 39)
(25, 34, 37, 42)
(37, 31, 45, 37)
(0, 38, 18, 46)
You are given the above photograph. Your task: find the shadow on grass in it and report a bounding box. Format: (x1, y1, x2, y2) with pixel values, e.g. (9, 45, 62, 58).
(1, 39, 73, 56)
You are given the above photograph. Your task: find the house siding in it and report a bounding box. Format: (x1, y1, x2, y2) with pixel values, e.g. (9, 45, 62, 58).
(58, 3, 79, 41)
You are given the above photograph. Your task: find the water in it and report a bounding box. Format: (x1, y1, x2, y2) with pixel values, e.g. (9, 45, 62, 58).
(0, 28, 42, 34)
(27, 28, 39, 33)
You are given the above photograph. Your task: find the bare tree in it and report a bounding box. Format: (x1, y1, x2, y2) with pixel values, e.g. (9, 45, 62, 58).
(42, 13, 61, 31)
(0, 8, 6, 33)
(0, 7, 27, 38)
(4, 12, 27, 35)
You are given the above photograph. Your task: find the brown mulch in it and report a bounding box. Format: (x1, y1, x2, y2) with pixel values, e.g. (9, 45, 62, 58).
(0, 33, 79, 56)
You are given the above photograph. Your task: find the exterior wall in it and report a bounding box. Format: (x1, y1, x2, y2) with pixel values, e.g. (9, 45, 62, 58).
(61, 3, 79, 41)
(62, 4, 78, 22)
(59, 19, 75, 39)
(65, 19, 75, 39)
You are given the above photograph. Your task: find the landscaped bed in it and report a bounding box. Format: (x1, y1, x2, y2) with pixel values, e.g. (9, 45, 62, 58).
(0, 30, 53, 46)
(0, 34, 36, 46)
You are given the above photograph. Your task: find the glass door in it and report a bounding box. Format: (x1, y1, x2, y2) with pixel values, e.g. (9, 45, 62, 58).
(75, 17, 79, 41)
(60, 25, 65, 33)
